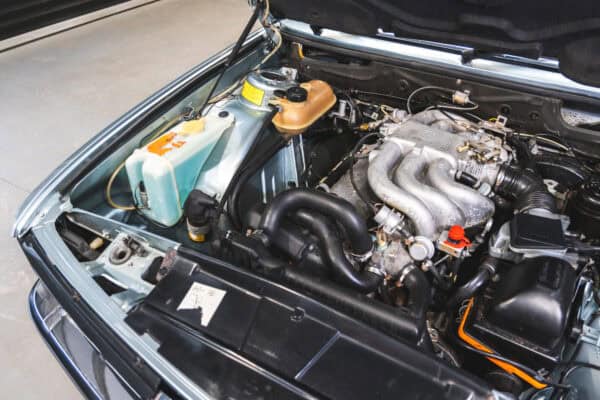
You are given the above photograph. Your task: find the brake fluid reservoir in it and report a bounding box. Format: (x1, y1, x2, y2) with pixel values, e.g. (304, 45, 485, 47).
(272, 80, 336, 135)
(125, 111, 234, 226)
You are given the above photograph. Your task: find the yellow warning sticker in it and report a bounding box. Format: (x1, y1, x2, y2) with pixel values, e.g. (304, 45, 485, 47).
(241, 80, 264, 106)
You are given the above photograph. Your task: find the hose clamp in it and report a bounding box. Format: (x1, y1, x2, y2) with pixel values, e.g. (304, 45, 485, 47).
(398, 263, 416, 284)
(480, 258, 498, 275)
(494, 165, 506, 190)
(366, 265, 385, 277)
(350, 244, 374, 263)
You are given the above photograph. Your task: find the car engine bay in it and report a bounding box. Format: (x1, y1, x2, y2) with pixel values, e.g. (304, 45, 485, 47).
(50, 37, 600, 399)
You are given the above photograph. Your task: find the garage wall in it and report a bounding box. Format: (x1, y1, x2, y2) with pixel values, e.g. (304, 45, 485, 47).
(0, 0, 131, 40)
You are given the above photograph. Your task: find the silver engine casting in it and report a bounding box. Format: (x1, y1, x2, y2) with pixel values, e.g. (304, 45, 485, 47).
(365, 110, 506, 239)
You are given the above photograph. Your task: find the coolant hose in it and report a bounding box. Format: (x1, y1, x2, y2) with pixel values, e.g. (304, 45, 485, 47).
(495, 165, 557, 213)
(398, 264, 431, 320)
(227, 131, 286, 228)
(259, 188, 372, 256)
(293, 209, 382, 293)
(447, 257, 498, 311)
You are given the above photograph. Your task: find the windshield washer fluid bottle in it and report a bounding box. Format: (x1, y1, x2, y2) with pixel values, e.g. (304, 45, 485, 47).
(125, 110, 234, 226)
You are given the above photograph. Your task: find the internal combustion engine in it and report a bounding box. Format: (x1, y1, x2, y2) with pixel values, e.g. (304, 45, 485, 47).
(60, 62, 600, 400)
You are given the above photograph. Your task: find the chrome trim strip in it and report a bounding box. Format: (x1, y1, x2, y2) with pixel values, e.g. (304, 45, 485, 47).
(29, 281, 105, 400)
(281, 20, 600, 99)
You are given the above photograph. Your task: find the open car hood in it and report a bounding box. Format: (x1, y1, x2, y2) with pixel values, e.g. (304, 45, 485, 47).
(269, 0, 600, 87)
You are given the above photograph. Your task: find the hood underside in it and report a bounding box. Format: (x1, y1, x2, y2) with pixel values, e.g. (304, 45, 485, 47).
(269, 0, 600, 87)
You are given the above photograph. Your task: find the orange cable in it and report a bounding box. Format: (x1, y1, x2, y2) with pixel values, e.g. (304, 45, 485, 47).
(458, 298, 547, 389)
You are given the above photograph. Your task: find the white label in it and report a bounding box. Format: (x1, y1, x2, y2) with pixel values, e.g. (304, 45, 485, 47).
(177, 282, 226, 327)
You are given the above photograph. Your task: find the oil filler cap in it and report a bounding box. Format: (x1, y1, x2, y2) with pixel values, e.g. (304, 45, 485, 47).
(448, 225, 466, 243)
(286, 86, 308, 102)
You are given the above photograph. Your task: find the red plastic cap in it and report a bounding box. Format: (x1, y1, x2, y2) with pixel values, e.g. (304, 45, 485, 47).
(448, 225, 466, 242)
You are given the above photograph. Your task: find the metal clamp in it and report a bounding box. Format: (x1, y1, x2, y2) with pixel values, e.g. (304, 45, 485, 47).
(366, 265, 386, 277)
(398, 263, 416, 284)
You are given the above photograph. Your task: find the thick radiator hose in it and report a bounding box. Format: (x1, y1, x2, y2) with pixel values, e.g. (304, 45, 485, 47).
(259, 188, 372, 256)
(293, 209, 382, 293)
(397, 264, 431, 320)
(447, 257, 498, 311)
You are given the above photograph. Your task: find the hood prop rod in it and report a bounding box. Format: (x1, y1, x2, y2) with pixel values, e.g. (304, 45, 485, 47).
(194, 0, 263, 118)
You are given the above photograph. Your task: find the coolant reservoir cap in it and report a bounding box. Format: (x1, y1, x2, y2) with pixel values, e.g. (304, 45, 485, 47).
(286, 86, 308, 102)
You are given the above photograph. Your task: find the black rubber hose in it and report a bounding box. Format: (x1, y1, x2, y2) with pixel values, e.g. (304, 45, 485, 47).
(282, 268, 426, 346)
(57, 225, 99, 261)
(259, 188, 372, 255)
(447, 257, 497, 311)
(218, 106, 279, 218)
(399, 264, 431, 320)
(227, 131, 286, 228)
(506, 135, 536, 171)
(223, 231, 285, 277)
(495, 164, 557, 213)
(293, 209, 382, 293)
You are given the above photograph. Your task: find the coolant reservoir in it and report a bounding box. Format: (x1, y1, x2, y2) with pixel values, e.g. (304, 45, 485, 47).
(272, 80, 336, 135)
(125, 111, 234, 226)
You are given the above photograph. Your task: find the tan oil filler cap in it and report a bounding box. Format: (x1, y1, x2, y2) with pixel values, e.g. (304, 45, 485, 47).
(271, 80, 336, 135)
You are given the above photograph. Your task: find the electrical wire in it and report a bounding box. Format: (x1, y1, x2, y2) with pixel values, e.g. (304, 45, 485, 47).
(436, 102, 479, 112)
(350, 89, 408, 102)
(454, 341, 556, 386)
(105, 161, 136, 211)
(259, 24, 282, 66)
(406, 86, 454, 114)
(514, 132, 572, 153)
(430, 101, 574, 157)
(349, 132, 381, 211)
(206, 77, 245, 105)
(457, 298, 549, 389)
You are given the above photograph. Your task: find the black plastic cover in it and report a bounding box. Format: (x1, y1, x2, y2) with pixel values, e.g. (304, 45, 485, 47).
(183, 189, 217, 226)
(269, 0, 600, 86)
(568, 178, 600, 239)
(127, 249, 493, 400)
(510, 213, 566, 251)
(469, 257, 578, 368)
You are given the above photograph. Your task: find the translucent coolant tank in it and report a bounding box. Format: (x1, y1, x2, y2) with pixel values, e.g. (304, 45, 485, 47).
(125, 111, 234, 226)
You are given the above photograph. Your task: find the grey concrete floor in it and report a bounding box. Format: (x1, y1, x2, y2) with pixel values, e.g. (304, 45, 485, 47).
(0, 1, 249, 397)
